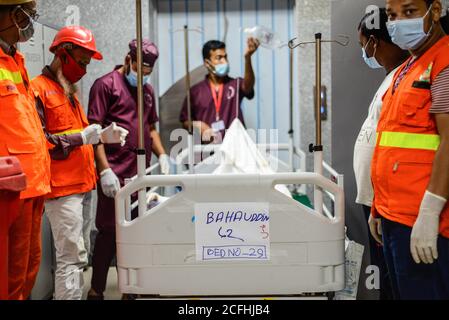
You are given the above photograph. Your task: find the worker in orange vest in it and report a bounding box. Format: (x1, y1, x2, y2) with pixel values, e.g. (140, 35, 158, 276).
(0, 0, 51, 300)
(31, 26, 129, 300)
(369, 0, 449, 299)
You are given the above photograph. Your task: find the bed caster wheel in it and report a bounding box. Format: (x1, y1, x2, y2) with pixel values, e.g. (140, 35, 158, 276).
(326, 292, 335, 300)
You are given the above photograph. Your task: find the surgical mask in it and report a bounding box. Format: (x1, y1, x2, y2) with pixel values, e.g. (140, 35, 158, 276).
(386, 5, 434, 51)
(5, 7, 36, 43)
(17, 20, 34, 43)
(57, 49, 87, 84)
(213, 63, 230, 78)
(126, 67, 150, 87)
(362, 39, 382, 69)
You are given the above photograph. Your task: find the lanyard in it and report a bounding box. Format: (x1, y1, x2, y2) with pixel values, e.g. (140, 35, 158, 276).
(210, 82, 224, 121)
(393, 57, 416, 94)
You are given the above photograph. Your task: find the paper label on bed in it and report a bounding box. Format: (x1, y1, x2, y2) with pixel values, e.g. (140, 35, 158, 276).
(194, 203, 270, 261)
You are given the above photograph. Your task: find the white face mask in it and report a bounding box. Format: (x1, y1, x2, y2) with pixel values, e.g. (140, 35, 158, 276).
(16, 19, 34, 43)
(213, 63, 230, 77)
(386, 4, 434, 51)
(362, 38, 382, 69)
(0, 7, 36, 43)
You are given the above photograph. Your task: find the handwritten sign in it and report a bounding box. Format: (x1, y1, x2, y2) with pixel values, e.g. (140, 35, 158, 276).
(195, 203, 270, 261)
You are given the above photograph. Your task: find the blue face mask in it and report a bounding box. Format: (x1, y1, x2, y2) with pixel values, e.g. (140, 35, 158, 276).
(126, 67, 151, 87)
(362, 38, 382, 69)
(386, 5, 434, 51)
(214, 63, 230, 78)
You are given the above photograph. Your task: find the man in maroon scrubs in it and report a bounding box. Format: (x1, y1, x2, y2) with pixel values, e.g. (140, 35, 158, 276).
(86, 39, 169, 300)
(180, 38, 259, 142)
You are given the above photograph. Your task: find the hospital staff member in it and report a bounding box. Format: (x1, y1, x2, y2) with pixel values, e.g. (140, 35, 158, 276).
(179, 38, 259, 142)
(369, 0, 449, 299)
(31, 26, 128, 300)
(355, 8, 409, 300)
(87, 39, 169, 300)
(0, 0, 51, 300)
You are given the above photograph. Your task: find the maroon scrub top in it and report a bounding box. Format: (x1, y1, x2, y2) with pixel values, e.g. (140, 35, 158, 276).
(88, 66, 159, 183)
(180, 76, 254, 136)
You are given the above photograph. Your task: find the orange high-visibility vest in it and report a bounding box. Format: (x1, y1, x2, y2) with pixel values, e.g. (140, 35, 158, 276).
(31, 75, 96, 199)
(0, 48, 50, 199)
(371, 36, 449, 238)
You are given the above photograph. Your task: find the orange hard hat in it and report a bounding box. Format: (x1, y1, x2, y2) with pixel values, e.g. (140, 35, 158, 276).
(50, 26, 103, 60)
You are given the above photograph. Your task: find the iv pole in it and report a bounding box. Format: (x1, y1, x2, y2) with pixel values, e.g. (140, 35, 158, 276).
(184, 25, 194, 174)
(171, 26, 203, 174)
(288, 45, 295, 171)
(288, 33, 349, 215)
(135, 0, 147, 218)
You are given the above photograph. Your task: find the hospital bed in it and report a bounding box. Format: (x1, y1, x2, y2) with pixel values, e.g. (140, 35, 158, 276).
(115, 172, 345, 297)
(116, 3, 347, 298)
(117, 133, 345, 297)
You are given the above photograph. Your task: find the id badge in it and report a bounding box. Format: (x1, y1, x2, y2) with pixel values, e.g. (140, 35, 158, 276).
(211, 120, 225, 132)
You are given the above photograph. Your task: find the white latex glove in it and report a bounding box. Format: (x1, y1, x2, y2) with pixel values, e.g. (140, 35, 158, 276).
(101, 122, 129, 147)
(159, 154, 171, 175)
(100, 168, 121, 198)
(368, 214, 383, 245)
(411, 191, 447, 264)
(81, 124, 102, 145)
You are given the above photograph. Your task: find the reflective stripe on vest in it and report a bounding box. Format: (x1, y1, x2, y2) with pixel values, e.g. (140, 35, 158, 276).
(379, 131, 440, 151)
(0, 68, 23, 84)
(53, 128, 83, 136)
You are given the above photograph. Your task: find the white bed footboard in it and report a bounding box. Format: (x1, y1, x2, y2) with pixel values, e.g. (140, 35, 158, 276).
(115, 173, 345, 297)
